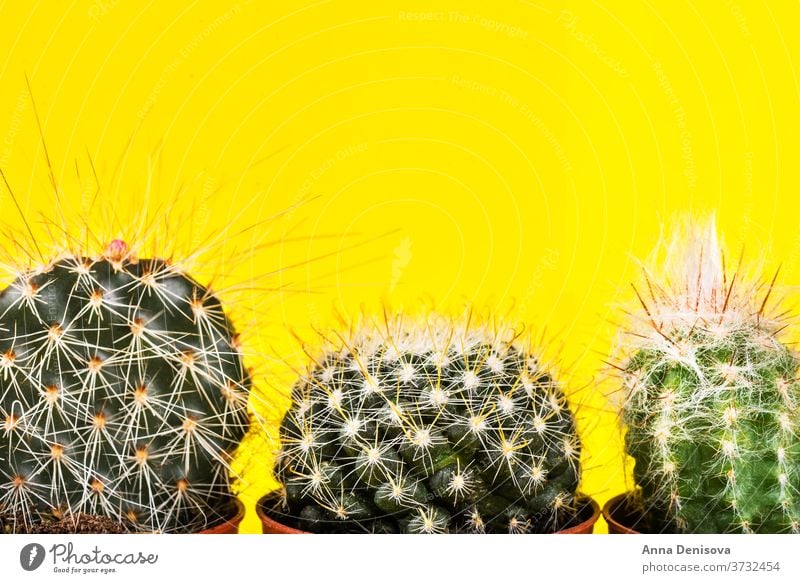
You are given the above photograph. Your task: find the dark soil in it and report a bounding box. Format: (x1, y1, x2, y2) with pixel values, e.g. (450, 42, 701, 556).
(3, 498, 240, 533)
(1, 513, 125, 534)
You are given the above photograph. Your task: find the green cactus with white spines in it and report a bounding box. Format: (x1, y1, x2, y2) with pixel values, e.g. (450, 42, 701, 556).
(621, 222, 800, 533)
(0, 240, 251, 533)
(267, 316, 583, 533)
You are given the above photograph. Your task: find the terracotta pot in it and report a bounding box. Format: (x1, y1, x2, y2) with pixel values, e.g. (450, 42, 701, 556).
(256, 498, 307, 534)
(602, 493, 643, 534)
(257, 493, 600, 534)
(198, 499, 245, 534)
(555, 496, 600, 534)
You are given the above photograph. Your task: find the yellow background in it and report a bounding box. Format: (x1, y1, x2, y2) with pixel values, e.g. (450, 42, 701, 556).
(2, 0, 799, 534)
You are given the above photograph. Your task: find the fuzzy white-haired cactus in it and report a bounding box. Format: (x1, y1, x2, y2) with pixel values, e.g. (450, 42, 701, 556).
(264, 314, 584, 533)
(621, 220, 800, 533)
(0, 240, 251, 532)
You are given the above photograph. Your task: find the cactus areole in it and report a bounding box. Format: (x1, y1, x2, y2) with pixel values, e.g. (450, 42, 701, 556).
(0, 243, 251, 533)
(621, 224, 800, 533)
(268, 321, 584, 533)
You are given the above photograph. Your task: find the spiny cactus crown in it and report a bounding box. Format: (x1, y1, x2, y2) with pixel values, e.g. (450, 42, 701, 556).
(622, 224, 800, 533)
(270, 318, 582, 533)
(0, 241, 251, 532)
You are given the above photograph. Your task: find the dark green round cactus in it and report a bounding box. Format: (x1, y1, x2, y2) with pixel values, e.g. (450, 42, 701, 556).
(0, 241, 251, 532)
(269, 318, 582, 533)
(621, 224, 800, 533)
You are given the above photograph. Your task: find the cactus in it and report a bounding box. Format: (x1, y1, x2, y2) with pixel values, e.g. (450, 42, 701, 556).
(0, 240, 251, 533)
(267, 316, 583, 533)
(620, 222, 800, 533)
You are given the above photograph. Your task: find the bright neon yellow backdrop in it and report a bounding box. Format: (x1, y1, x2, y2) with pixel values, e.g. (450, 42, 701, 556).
(2, 1, 799, 533)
